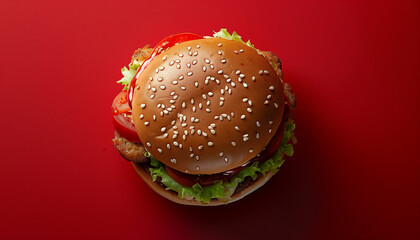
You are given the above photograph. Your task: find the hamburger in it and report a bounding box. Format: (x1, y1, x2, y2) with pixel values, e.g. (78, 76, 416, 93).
(112, 29, 296, 206)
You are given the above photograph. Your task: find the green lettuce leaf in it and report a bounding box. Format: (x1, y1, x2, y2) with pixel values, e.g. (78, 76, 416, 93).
(213, 28, 256, 50)
(147, 118, 296, 204)
(117, 60, 141, 90)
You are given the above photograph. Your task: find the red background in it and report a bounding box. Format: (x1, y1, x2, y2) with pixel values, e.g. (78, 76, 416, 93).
(1, 0, 419, 239)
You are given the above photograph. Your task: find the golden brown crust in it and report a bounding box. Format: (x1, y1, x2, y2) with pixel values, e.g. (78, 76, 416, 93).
(132, 162, 274, 206)
(131, 45, 153, 63)
(132, 38, 285, 175)
(112, 131, 147, 163)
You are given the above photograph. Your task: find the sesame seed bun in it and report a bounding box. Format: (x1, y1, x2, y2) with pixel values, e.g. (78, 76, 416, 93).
(132, 38, 285, 175)
(132, 162, 274, 206)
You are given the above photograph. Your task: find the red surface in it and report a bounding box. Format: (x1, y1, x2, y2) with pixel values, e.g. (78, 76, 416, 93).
(1, 0, 419, 239)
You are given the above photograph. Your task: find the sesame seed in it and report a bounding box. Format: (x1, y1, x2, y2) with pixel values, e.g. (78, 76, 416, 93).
(181, 86, 186, 90)
(243, 83, 248, 88)
(241, 115, 246, 119)
(182, 102, 186, 108)
(196, 156, 200, 160)
(235, 126, 240, 131)
(202, 132, 208, 137)
(269, 128, 272, 133)
(214, 116, 219, 120)
(267, 95, 272, 99)
(264, 100, 270, 105)
(153, 115, 156, 121)
(169, 61, 174, 66)
(274, 102, 279, 108)
(192, 106, 196, 112)
(248, 100, 253, 106)
(188, 46, 192, 50)
(157, 148, 162, 153)
(190, 153, 194, 158)
(146, 142, 151, 147)
(176, 64, 181, 69)
(195, 82, 199, 87)
(217, 70, 223, 74)
(187, 71, 193, 76)
(243, 137, 249, 142)
(167, 144, 171, 149)
(210, 129, 216, 135)
(218, 43, 222, 47)
(234, 50, 239, 54)
(140, 114, 144, 119)
(219, 101, 224, 107)
(158, 77, 163, 82)
(224, 157, 228, 162)
(199, 103, 203, 109)
(173, 141, 179, 147)
(171, 158, 177, 163)
(208, 142, 214, 147)
(192, 60, 197, 65)
(256, 121, 261, 127)
(219, 152, 224, 157)
(163, 110, 169, 115)
(210, 64, 214, 69)
(218, 50, 222, 55)
(161, 127, 166, 132)
(221, 89, 225, 95)
(221, 59, 226, 63)
(205, 58, 210, 64)
(249, 149, 253, 153)
(256, 133, 260, 139)
(178, 54, 184, 57)
(160, 85, 166, 90)
(252, 76, 256, 81)
(140, 104, 146, 109)
(228, 89, 232, 95)
(193, 51, 198, 56)
(239, 74, 245, 78)
(231, 142, 237, 147)
(197, 129, 202, 135)
(206, 100, 211, 106)
(194, 119, 199, 123)
(182, 135, 186, 140)
(259, 70, 263, 75)
(202, 94, 207, 100)
(197, 45, 200, 48)
(179, 75, 184, 80)
(269, 86, 275, 91)
(202, 66, 207, 72)
(172, 81, 178, 85)
(198, 145, 203, 150)
(231, 82, 236, 87)
(242, 98, 248, 102)
(264, 70, 269, 74)
(269, 120, 274, 125)
(169, 100, 175, 104)
(247, 108, 252, 113)
(159, 66, 165, 71)
(181, 123, 187, 127)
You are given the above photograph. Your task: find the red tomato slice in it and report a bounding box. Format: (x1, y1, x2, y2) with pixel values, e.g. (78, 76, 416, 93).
(111, 91, 141, 143)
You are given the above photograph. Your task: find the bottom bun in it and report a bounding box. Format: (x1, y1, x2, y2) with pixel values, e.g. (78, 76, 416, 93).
(132, 162, 274, 206)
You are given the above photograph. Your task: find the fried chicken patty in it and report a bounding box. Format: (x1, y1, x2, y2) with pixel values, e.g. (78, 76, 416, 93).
(113, 46, 295, 162)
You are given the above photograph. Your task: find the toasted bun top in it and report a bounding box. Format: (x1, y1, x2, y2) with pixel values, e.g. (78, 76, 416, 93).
(132, 38, 284, 174)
